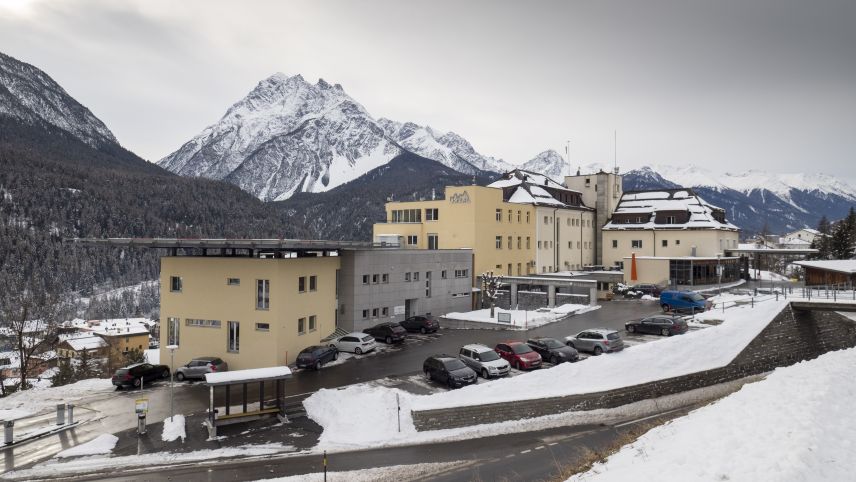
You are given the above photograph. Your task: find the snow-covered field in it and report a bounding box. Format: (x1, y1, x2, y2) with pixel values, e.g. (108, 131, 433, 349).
(304, 299, 787, 450)
(444, 303, 598, 328)
(751, 270, 791, 282)
(569, 347, 856, 482)
(0, 378, 114, 420)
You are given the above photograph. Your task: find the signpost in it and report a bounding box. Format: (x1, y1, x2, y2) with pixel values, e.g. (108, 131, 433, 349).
(497, 312, 512, 324)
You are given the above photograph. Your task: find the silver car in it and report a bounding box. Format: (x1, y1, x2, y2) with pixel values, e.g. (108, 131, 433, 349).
(459, 344, 510, 379)
(565, 329, 624, 355)
(175, 357, 228, 381)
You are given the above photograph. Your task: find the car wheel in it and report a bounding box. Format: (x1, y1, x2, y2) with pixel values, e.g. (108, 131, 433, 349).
(133, 378, 141, 388)
(161, 369, 170, 379)
(593, 346, 603, 356)
(333, 351, 338, 360)
(420, 327, 427, 334)
(176, 372, 185, 382)
(550, 356, 559, 365)
(566, 341, 575, 349)
(514, 360, 522, 370)
(627, 325, 635, 333)
(424, 370, 432, 381)
(385, 336, 392, 344)
(329, 344, 337, 349)
(481, 369, 489, 379)
(355, 347, 362, 355)
(447, 378, 455, 389)
(661, 328, 670, 336)
(662, 304, 670, 312)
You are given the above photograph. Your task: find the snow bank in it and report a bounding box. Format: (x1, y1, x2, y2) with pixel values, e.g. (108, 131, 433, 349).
(444, 303, 592, 328)
(569, 347, 856, 482)
(418, 299, 786, 410)
(162, 414, 186, 442)
(56, 434, 118, 458)
(0, 378, 114, 418)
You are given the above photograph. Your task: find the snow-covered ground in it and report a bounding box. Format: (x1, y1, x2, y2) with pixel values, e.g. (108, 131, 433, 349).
(162, 414, 186, 442)
(569, 347, 856, 482)
(0, 378, 114, 419)
(144, 348, 160, 364)
(444, 303, 597, 328)
(750, 270, 791, 282)
(304, 299, 787, 450)
(56, 434, 118, 458)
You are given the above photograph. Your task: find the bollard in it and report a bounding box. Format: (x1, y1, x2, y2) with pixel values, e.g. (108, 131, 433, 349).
(56, 404, 66, 425)
(3, 420, 13, 445)
(137, 413, 147, 435)
(67, 404, 75, 425)
(776, 292, 779, 301)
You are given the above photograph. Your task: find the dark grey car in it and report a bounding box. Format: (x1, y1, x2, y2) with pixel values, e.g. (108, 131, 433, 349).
(565, 329, 624, 355)
(526, 337, 579, 364)
(175, 357, 229, 381)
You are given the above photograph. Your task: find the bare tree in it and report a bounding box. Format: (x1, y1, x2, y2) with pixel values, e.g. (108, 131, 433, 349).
(481, 271, 504, 318)
(0, 271, 65, 390)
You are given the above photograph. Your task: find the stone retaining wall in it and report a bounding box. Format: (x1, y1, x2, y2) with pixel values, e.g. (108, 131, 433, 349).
(412, 304, 856, 431)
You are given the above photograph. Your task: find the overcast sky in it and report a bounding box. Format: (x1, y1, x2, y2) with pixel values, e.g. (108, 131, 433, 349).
(1, 0, 854, 180)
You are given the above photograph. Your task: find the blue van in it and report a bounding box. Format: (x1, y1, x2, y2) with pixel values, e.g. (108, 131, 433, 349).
(659, 290, 710, 313)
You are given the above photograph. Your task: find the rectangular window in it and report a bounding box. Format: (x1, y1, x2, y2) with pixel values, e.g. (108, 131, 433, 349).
(496, 236, 502, 249)
(414, 272, 420, 281)
(526, 212, 530, 223)
(362, 310, 369, 319)
(372, 274, 379, 284)
(577, 241, 581, 249)
(405, 272, 411, 282)
(632, 240, 643, 248)
(666, 216, 676, 224)
(256, 280, 270, 310)
(568, 241, 572, 248)
(167, 317, 179, 346)
(662, 239, 668, 247)
(538, 241, 542, 249)
(255, 322, 270, 331)
(455, 269, 469, 278)
(391, 209, 422, 223)
(310, 275, 317, 291)
(309, 315, 317, 332)
(526, 237, 531, 249)
(517, 237, 522, 249)
(362, 274, 369, 284)
(428, 234, 438, 250)
(612, 239, 618, 248)
(426, 208, 439, 221)
(170, 276, 182, 292)
(441, 270, 447, 279)
(372, 308, 379, 318)
(517, 210, 521, 222)
(426, 271, 431, 279)
(544, 216, 549, 224)
(227, 321, 239, 352)
(496, 209, 502, 221)
(382, 307, 389, 316)
(227, 278, 240, 286)
(508, 210, 512, 222)
(407, 235, 418, 245)
(382, 273, 389, 283)
(185, 319, 221, 328)
(299, 276, 306, 293)
(508, 236, 512, 250)
(676, 239, 681, 245)
(298, 317, 306, 334)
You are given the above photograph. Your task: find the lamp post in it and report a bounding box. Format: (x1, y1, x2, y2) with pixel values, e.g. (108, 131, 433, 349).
(717, 254, 722, 297)
(167, 344, 178, 421)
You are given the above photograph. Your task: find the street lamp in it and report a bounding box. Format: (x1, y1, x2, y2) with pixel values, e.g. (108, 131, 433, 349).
(717, 254, 722, 297)
(167, 344, 178, 421)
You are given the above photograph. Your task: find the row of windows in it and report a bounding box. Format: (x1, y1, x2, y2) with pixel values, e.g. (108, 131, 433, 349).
(496, 209, 530, 223)
(362, 307, 390, 319)
(543, 216, 592, 228)
(171, 277, 318, 311)
(362, 273, 390, 284)
(391, 209, 422, 223)
(168, 316, 316, 352)
(495, 236, 531, 249)
(363, 270, 466, 283)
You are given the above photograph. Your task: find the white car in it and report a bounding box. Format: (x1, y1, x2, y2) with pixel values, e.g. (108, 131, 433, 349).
(331, 332, 377, 355)
(459, 343, 511, 379)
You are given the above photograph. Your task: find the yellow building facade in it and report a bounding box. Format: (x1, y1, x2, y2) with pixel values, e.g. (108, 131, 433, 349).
(159, 255, 339, 370)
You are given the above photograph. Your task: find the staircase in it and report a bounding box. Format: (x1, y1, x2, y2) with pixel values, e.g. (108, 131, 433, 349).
(321, 326, 350, 342)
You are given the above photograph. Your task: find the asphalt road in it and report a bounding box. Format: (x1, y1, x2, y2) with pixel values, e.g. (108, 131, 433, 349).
(1, 299, 663, 474)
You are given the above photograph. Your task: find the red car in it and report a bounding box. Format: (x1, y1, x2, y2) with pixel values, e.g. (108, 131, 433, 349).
(495, 341, 542, 370)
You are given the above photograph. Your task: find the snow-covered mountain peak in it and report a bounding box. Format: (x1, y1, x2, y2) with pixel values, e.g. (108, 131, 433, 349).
(0, 51, 117, 149)
(520, 150, 571, 180)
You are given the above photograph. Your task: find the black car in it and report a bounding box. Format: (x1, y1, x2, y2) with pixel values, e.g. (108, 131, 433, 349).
(112, 363, 171, 389)
(625, 315, 689, 336)
(400, 315, 440, 334)
(364, 322, 407, 344)
(423, 354, 477, 389)
(526, 337, 579, 364)
(296, 345, 339, 370)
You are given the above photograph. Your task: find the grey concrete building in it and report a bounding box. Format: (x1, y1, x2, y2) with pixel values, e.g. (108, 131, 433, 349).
(337, 248, 473, 332)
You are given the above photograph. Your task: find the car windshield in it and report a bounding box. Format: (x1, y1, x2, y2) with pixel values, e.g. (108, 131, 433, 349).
(542, 339, 564, 349)
(689, 293, 704, 301)
(115, 369, 128, 375)
(478, 350, 500, 361)
(361, 336, 373, 342)
(443, 359, 467, 370)
(511, 344, 533, 354)
(607, 332, 621, 340)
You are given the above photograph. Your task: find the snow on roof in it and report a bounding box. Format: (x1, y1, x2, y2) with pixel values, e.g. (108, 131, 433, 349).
(604, 189, 738, 231)
(205, 366, 292, 385)
(79, 318, 151, 337)
(794, 260, 856, 274)
(487, 169, 577, 193)
(64, 336, 107, 352)
(622, 191, 670, 200)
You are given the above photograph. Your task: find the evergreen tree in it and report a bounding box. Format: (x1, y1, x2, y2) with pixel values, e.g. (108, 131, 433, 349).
(51, 359, 76, 387)
(75, 348, 100, 380)
(816, 216, 832, 259)
(123, 347, 145, 366)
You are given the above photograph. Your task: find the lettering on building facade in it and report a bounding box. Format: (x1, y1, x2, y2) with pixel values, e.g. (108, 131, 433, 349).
(449, 191, 470, 204)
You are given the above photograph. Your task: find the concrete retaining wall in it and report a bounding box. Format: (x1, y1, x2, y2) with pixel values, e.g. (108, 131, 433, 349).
(412, 304, 856, 431)
(495, 290, 589, 310)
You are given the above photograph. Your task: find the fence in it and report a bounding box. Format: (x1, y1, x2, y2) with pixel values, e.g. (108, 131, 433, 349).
(1, 403, 79, 448)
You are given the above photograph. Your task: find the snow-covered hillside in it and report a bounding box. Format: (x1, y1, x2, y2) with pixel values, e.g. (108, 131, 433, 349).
(159, 73, 508, 201)
(519, 150, 571, 180)
(0, 52, 117, 149)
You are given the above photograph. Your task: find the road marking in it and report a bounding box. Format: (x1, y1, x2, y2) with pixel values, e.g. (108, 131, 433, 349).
(614, 408, 683, 428)
(520, 449, 531, 454)
(548, 442, 558, 446)
(505, 454, 515, 458)
(535, 445, 545, 450)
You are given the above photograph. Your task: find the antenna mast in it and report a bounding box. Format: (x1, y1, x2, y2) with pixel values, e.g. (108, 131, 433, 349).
(613, 129, 618, 174)
(565, 140, 571, 177)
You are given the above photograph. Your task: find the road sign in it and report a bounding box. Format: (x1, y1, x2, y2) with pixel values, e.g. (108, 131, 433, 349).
(497, 312, 511, 324)
(135, 398, 149, 414)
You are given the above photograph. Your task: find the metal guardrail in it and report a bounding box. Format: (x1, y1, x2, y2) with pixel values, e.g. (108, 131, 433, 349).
(1, 403, 78, 448)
